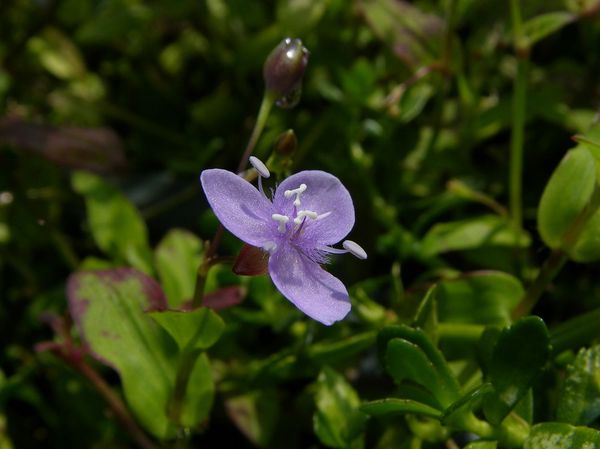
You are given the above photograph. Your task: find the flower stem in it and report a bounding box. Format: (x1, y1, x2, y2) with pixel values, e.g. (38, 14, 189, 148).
(509, 58, 527, 232)
(73, 358, 158, 449)
(236, 92, 275, 174)
(511, 248, 567, 319)
(191, 93, 275, 306)
(512, 186, 600, 319)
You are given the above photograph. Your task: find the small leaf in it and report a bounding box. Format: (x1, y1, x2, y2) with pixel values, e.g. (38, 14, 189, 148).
(225, 390, 280, 447)
(464, 442, 497, 449)
(27, 27, 86, 80)
(484, 317, 550, 424)
(524, 422, 600, 449)
(556, 345, 600, 425)
(442, 383, 494, 425)
(154, 229, 204, 307)
(421, 215, 530, 257)
(313, 367, 367, 449)
(436, 271, 523, 326)
(413, 285, 439, 345)
(522, 12, 576, 47)
(385, 337, 459, 408)
(149, 307, 225, 352)
(307, 332, 376, 366)
(72, 171, 152, 273)
(538, 147, 596, 250)
(360, 398, 442, 419)
(68, 268, 175, 438)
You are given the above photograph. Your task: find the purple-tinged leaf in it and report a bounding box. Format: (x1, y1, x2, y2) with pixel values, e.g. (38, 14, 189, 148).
(0, 117, 126, 174)
(68, 268, 177, 438)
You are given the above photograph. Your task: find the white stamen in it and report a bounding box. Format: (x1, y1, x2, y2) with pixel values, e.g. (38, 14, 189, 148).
(284, 183, 307, 207)
(316, 211, 332, 220)
(271, 213, 289, 233)
(293, 209, 318, 225)
(343, 240, 368, 260)
(249, 156, 270, 178)
(263, 241, 277, 253)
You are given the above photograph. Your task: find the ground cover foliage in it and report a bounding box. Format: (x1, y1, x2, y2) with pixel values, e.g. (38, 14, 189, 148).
(1, 0, 600, 448)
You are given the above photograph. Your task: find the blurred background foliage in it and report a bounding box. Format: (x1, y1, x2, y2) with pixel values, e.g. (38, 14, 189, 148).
(1, 0, 600, 448)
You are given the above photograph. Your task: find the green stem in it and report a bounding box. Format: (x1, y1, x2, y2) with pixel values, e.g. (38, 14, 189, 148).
(61, 353, 157, 449)
(236, 93, 275, 174)
(509, 59, 527, 231)
(167, 348, 202, 425)
(508, 0, 528, 232)
(512, 248, 568, 319)
(513, 186, 600, 319)
(191, 93, 275, 308)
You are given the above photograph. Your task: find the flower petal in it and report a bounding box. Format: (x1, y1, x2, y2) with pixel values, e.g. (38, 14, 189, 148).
(200, 169, 273, 247)
(273, 170, 355, 245)
(268, 244, 351, 325)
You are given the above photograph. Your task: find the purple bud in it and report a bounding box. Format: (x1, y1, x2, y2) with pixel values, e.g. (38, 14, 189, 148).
(263, 38, 309, 99)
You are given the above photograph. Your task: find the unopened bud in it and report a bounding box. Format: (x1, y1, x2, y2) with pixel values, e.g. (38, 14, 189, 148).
(274, 129, 297, 156)
(263, 38, 309, 102)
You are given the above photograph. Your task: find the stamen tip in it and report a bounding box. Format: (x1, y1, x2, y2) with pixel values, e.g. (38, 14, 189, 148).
(343, 240, 367, 260)
(249, 156, 270, 178)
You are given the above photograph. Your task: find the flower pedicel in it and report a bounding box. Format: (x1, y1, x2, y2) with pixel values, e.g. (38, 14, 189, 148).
(200, 157, 366, 325)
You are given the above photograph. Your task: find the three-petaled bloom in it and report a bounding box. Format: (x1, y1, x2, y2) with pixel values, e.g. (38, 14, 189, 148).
(200, 158, 366, 325)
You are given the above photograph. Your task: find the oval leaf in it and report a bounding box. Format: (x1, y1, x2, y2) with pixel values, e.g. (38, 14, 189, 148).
(538, 147, 596, 250)
(361, 398, 442, 419)
(68, 268, 175, 438)
(484, 317, 550, 424)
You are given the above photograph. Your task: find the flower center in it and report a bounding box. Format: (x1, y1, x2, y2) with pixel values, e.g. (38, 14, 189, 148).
(270, 184, 332, 235)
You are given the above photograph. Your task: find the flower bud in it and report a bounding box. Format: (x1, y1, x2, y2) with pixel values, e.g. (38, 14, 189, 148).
(274, 129, 297, 156)
(263, 38, 309, 101)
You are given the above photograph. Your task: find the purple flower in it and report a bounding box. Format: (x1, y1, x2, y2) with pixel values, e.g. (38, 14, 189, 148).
(200, 158, 366, 325)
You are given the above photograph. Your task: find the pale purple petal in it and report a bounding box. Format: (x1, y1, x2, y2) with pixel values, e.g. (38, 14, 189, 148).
(273, 170, 355, 245)
(200, 169, 273, 247)
(268, 243, 351, 325)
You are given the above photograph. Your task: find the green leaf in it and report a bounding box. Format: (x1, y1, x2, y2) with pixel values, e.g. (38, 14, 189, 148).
(522, 12, 575, 47)
(538, 147, 596, 250)
(464, 442, 497, 449)
(68, 268, 176, 438)
(442, 383, 494, 425)
(225, 390, 280, 447)
(313, 367, 367, 449)
(571, 206, 600, 262)
(149, 308, 225, 352)
(397, 82, 434, 123)
(484, 317, 550, 424)
(385, 336, 459, 408)
(72, 171, 152, 273)
(524, 423, 600, 449)
(181, 352, 215, 429)
(378, 326, 460, 404)
(413, 285, 439, 345)
(556, 345, 600, 425)
(436, 272, 524, 326)
(154, 229, 204, 307)
(27, 27, 86, 80)
(360, 398, 442, 419)
(421, 215, 530, 257)
(307, 332, 376, 365)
